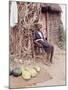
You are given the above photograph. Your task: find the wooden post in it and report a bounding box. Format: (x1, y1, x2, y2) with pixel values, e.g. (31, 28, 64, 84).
(45, 13, 47, 40)
(46, 12, 50, 42)
(31, 31, 35, 60)
(12, 26, 16, 56)
(18, 7, 22, 59)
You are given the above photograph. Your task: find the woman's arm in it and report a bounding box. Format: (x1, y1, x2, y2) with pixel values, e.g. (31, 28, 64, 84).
(34, 40, 42, 48)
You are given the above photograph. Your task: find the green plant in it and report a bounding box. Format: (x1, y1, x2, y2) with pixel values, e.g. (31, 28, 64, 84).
(58, 20, 65, 49)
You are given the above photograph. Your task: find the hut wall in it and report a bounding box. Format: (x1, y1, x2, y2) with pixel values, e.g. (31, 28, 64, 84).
(10, 2, 42, 58)
(39, 13, 47, 39)
(47, 13, 61, 44)
(10, 2, 62, 59)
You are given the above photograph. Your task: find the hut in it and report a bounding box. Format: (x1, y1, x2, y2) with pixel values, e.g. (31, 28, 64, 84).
(9, 2, 64, 59)
(40, 3, 62, 44)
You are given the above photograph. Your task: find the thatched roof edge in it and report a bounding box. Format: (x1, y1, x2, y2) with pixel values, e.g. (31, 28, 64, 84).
(41, 3, 62, 13)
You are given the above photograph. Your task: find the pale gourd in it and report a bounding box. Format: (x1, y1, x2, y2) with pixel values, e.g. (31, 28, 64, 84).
(22, 70, 31, 80)
(29, 68, 37, 77)
(33, 66, 41, 72)
(24, 67, 37, 77)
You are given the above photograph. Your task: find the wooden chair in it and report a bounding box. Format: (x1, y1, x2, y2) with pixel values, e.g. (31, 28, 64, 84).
(31, 32, 46, 62)
(34, 41, 45, 54)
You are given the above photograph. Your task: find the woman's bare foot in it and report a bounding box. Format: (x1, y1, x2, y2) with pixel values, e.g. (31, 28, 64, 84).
(43, 60, 51, 66)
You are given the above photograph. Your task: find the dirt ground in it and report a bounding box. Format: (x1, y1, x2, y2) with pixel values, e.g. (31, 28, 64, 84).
(36, 45, 66, 87)
(10, 44, 66, 88)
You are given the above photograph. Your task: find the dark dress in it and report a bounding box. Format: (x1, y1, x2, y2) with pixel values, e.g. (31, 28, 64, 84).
(32, 30, 54, 62)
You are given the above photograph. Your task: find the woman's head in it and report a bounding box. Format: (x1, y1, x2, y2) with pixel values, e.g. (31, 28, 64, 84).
(34, 23, 42, 31)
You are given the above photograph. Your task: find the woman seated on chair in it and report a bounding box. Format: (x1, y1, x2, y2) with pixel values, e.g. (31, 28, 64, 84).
(32, 23, 54, 65)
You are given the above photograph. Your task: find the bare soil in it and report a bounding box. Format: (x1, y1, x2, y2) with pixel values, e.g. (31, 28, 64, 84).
(9, 45, 66, 88)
